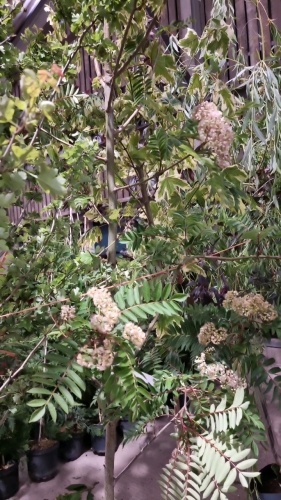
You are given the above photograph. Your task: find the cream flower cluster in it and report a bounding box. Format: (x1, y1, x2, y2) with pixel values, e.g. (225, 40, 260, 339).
(193, 102, 233, 168)
(195, 353, 246, 390)
(223, 291, 277, 323)
(77, 286, 147, 371)
(60, 305, 76, 322)
(77, 340, 114, 371)
(123, 322, 146, 349)
(198, 322, 228, 346)
(87, 286, 121, 333)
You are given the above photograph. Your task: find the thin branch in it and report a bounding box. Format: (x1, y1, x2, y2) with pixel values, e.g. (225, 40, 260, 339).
(114, 153, 193, 192)
(93, 57, 105, 88)
(1, 124, 25, 167)
(30, 21, 95, 148)
(115, 139, 148, 213)
(211, 241, 246, 256)
(115, 11, 159, 78)
(91, 202, 109, 225)
(0, 335, 47, 394)
(107, 0, 139, 108)
(139, 314, 159, 355)
(0, 33, 16, 46)
(0, 0, 24, 25)
(39, 128, 73, 147)
(2, 252, 281, 320)
(192, 254, 281, 262)
(136, 164, 154, 225)
(115, 171, 146, 214)
(115, 106, 141, 135)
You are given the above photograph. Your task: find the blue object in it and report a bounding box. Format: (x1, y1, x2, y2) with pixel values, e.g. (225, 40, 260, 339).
(94, 225, 127, 254)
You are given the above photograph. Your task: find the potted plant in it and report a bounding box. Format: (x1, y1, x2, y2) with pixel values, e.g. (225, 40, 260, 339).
(119, 416, 138, 437)
(57, 409, 88, 462)
(0, 406, 28, 499)
(251, 464, 281, 499)
(27, 415, 59, 482)
(89, 404, 123, 456)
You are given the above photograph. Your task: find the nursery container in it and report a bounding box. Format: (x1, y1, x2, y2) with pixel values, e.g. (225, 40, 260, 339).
(91, 424, 123, 456)
(0, 461, 19, 499)
(120, 417, 138, 435)
(251, 464, 281, 500)
(27, 440, 59, 482)
(59, 431, 85, 462)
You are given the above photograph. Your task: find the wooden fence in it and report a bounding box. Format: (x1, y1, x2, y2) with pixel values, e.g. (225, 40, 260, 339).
(8, 0, 281, 224)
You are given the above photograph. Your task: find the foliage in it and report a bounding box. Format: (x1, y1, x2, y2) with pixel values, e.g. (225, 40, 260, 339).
(0, 401, 29, 463)
(56, 483, 96, 500)
(1, 0, 281, 498)
(160, 388, 260, 500)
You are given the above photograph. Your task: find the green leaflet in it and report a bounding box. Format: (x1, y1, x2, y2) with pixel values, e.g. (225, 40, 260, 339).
(27, 399, 47, 407)
(47, 402, 57, 423)
(29, 406, 46, 423)
(53, 393, 69, 414)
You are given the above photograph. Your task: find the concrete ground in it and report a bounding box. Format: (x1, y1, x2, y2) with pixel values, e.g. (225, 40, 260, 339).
(12, 415, 275, 500)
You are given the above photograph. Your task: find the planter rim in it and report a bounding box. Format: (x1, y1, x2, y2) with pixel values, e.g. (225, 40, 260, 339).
(28, 440, 59, 456)
(0, 460, 18, 477)
(255, 494, 281, 499)
(264, 339, 281, 348)
(59, 430, 84, 440)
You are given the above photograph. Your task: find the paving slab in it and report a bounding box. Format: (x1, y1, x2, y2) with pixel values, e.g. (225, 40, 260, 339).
(11, 415, 275, 499)
(13, 419, 172, 500)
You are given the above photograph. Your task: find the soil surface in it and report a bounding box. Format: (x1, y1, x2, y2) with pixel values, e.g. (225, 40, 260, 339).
(258, 477, 281, 493)
(29, 438, 57, 451)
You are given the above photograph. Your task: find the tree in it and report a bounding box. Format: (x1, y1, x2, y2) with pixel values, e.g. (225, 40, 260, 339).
(1, 0, 281, 499)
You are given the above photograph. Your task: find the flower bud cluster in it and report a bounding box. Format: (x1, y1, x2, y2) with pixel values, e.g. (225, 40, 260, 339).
(78, 286, 148, 370)
(87, 286, 121, 333)
(195, 353, 246, 390)
(60, 305, 76, 322)
(193, 102, 233, 168)
(77, 340, 114, 371)
(198, 322, 228, 346)
(123, 322, 146, 349)
(223, 291, 277, 323)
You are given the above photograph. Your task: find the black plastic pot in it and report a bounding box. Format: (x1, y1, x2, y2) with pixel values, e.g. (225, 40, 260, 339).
(0, 461, 19, 500)
(120, 418, 138, 436)
(91, 424, 123, 456)
(251, 464, 281, 500)
(27, 440, 59, 482)
(59, 431, 85, 462)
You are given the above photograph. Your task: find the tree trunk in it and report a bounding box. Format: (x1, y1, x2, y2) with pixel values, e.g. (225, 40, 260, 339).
(105, 99, 118, 265)
(137, 165, 154, 226)
(104, 19, 118, 500)
(104, 22, 118, 267)
(104, 420, 117, 500)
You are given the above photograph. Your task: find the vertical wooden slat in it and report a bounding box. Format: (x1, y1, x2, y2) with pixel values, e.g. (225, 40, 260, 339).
(270, 0, 281, 30)
(234, 0, 250, 65)
(257, 0, 271, 58)
(204, 0, 213, 21)
(161, 2, 169, 27)
(226, 1, 239, 81)
(76, 49, 85, 92)
(245, 0, 260, 64)
(167, 0, 177, 24)
(83, 52, 92, 94)
(190, 0, 205, 35)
